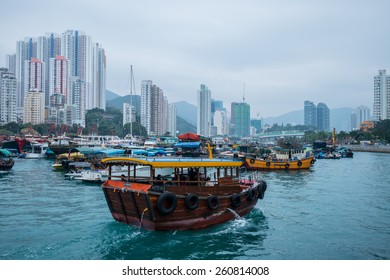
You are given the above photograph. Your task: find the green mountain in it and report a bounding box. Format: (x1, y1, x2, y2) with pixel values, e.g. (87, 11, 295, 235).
(106, 89, 121, 101)
(177, 115, 196, 134)
(173, 101, 197, 126)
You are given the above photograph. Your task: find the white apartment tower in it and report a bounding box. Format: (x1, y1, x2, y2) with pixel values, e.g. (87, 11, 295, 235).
(123, 103, 135, 126)
(25, 58, 45, 93)
(197, 84, 211, 136)
(23, 91, 45, 125)
(141, 80, 153, 134)
(0, 68, 17, 125)
(373, 69, 390, 121)
(168, 103, 177, 137)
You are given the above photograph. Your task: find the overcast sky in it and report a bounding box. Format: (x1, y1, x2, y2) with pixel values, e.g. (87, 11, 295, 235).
(1, 0, 389, 118)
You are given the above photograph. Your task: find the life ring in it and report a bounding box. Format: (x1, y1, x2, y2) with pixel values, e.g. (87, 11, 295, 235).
(184, 193, 199, 210)
(156, 192, 177, 215)
(247, 188, 256, 201)
(240, 166, 247, 174)
(258, 180, 267, 199)
(297, 160, 302, 167)
(266, 161, 271, 167)
(285, 163, 290, 169)
(250, 158, 255, 164)
(207, 195, 219, 210)
(231, 194, 241, 208)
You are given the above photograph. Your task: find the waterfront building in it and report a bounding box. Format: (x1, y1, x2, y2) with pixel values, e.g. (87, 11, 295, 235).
(197, 84, 211, 136)
(123, 102, 135, 125)
(317, 102, 330, 132)
(0, 68, 17, 125)
(23, 91, 45, 125)
(373, 69, 390, 121)
(360, 121, 374, 132)
(304, 100, 317, 127)
(231, 101, 250, 137)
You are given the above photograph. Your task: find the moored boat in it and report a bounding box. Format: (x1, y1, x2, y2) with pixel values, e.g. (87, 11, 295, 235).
(101, 157, 267, 230)
(244, 147, 315, 170)
(0, 149, 14, 171)
(244, 156, 315, 170)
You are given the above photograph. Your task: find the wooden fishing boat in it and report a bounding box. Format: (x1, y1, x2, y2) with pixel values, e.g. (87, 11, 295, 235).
(0, 149, 14, 171)
(244, 156, 315, 170)
(101, 157, 267, 230)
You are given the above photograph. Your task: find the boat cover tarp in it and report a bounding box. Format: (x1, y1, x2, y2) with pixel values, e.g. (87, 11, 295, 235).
(174, 141, 201, 149)
(177, 133, 200, 141)
(0, 149, 12, 157)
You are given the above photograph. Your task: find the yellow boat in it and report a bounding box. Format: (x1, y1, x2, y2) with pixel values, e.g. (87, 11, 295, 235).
(244, 156, 315, 170)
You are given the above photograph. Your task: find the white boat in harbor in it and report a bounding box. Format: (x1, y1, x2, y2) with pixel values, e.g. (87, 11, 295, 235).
(21, 142, 49, 159)
(75, 164, 173, 183)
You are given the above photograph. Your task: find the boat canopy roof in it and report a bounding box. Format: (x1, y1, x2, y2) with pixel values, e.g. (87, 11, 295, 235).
(0, 149, 12, 157)
(102, 157, 243, 168)
(69, 147, 125, 155)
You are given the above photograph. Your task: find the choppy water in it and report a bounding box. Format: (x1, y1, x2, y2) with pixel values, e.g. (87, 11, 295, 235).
(0, 152, 389, 260)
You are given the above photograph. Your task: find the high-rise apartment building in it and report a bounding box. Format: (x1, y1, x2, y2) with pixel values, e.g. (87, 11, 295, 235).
(168, 103, 177, 137)
(141, 80, 152, 134)
(352, 105, 370, 130)
(123, 103, 135, 125)
(213, 109, 228, 135)
(141, 81, 168, 136)
(317, 102, 330, 132)
(6, 54, 16, 75)
(304, 100, 330, 131)
(23, 91, 45, 125)
(373, 69, 390, 121)
(197, 84, 211, 136)
(231, 102, 250, 137)
(0, 68, 17, 125)
(304, 100, 317, 127)
(25, 58, 45, 93)
(11, 30, 105, 125)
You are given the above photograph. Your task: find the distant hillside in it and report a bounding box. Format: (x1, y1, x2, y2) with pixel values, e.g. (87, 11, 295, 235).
(263, 110, 303, 127)
(177, 115, 196, 134)
(263, 107, 354, 132)
(106, 94, 141, 116)
(173, 101, 197, 126)
(106, 90, 120, 101)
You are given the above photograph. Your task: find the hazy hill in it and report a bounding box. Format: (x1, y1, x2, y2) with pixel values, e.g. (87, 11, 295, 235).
(172, 101, 197, 126)
(177, 116, 196, 134)
(263, 107, 355, 132)
(106, 90, 120, 101)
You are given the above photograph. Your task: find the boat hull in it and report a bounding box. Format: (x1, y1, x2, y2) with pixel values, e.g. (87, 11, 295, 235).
(102, 181, 264, 230)
(244, 156, 315, 170)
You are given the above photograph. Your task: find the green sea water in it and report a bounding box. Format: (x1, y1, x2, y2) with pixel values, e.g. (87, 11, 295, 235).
(0, 152, 389, 260)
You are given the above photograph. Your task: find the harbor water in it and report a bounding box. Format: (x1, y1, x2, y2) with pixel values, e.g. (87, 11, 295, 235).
(0, 152, 389, 260)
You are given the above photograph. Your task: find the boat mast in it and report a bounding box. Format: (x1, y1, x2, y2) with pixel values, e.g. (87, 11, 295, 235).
(130, 65, 136, 137)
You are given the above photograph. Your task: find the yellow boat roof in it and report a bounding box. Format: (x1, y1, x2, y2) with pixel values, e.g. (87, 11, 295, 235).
(101, 157, 243, 168)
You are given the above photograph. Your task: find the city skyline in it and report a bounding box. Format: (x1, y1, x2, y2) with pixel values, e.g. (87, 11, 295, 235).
(1, 0, 389, 118)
